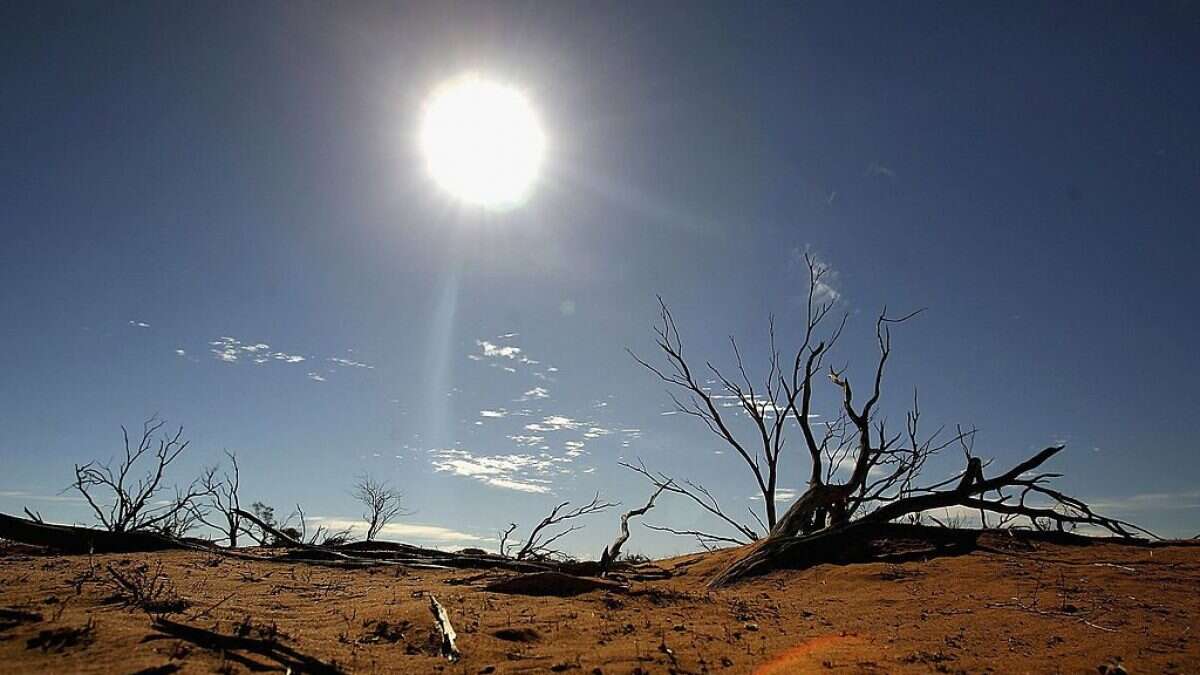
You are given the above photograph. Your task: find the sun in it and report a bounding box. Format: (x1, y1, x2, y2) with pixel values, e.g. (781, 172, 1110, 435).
(419, 74, 546, 210)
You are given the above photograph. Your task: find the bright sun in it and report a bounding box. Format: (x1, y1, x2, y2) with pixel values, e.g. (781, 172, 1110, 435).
(419, 74, 546, 210)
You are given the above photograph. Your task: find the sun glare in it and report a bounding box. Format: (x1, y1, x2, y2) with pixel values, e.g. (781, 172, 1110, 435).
(419, 74, 546, 210)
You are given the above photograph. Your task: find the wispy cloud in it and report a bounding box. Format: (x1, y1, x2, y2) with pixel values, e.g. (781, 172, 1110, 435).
(1090, 490, 1200, 513)
(470, 337, 551, 375)
(524, 415, 584, 433)
(563, 440, 587, 457)
(479, 409, 508, 418)
(520, 386, 550, 401)
(329, 356, 374, 369)
(792, 246, 841, 304)
(750, 488, 800, 503)
(508, 434, 546, 447)
(192, 336, 375, 383)
(866, 160, 895, 178)
(0, 490, 86, 503)
(477, 340, 523, 360)
(429, 448, 558, 493)
(306, 516, 486, 546)
(208, 337, 306, 365)
(128, 320, 150, 328)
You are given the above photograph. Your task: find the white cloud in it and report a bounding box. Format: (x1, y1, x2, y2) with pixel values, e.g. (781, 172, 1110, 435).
(750, 488, 800, 503)
(329, 356, 374, 369)
(209, 337, 308, 365)
(792, 247, 841, 305)
(174, 349, 186, 356)
(430, 448, 555, 493)
(520, 386, 550, 401)
(1090, 490, 1200, 513)
(480, 409, 508, 418)
(477, 340, 522, 359)
(866, 160, 895, 178)
(129, 320, 150, 328)
(524, 415, 584, 433)
(307, 516, 486, 546)
(543, 415, 580, 429)
(471, 337, 547, 373)
(508, 434, 545, 446)
(196, 336, 381, 380)
(0, 490, 86, 503)
(583, 426, 613, 439)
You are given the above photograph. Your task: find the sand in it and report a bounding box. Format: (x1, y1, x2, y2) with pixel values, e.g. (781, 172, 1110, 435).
(1, 533, 1196, 674)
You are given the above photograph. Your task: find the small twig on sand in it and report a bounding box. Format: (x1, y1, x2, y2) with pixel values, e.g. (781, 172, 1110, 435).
(1092, 563, 1136, 573)
(988, 599, 1119, 633)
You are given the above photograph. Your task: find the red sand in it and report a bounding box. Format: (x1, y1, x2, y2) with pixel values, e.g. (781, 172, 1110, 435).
(1, 534, 1197, 673)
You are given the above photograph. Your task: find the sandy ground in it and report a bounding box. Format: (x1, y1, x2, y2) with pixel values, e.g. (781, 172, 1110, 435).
(1, 533, 1196, 674)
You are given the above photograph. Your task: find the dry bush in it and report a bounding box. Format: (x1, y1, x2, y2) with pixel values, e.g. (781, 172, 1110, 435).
(105, 562, 189, 615)
(70, 417, 205, 534)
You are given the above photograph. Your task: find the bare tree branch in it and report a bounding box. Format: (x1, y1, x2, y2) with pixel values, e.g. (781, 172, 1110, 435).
(69, 417, 204, 534)
(352, 474, 410, 542)
(516, 494, 614, 561)
(197, 451, 242, 547)
(600, 483, 667, 574)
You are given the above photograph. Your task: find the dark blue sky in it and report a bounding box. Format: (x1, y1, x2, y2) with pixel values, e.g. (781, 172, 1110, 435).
(2, 2, 1197, 551)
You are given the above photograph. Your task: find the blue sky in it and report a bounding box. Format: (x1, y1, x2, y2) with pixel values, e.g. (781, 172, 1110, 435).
(2, 2, 1198, 554)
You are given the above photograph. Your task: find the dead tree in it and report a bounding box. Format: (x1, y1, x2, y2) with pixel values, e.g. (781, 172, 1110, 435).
(599, 484, 666, 575)
(155, 487, 206, 538)
(198, 451, 243, 547)
(498, 523, 518, 557)
(632, 255, 1152, 585)
(621, 460, 757, 550)
(287, 504, 352, 546)
(515, 494, 615, 561)
(627, 256, 843, 538)
(242, 501, 278, 546)
(351, 474, 409, 542)
(70, 417, 205, 534)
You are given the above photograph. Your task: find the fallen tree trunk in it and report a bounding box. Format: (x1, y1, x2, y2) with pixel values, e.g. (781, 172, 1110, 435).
(710, 445, 1156, 586)
(0, 512, 186, 554)
(233, 508, 558, 573)
(428, 595, 460, 661)
(709, 522, 982, 585)
(599, 484, 665, 576)
(0, 510, 636, 586)
(146, 617, 343, 674)
(484, 571, 628, 597)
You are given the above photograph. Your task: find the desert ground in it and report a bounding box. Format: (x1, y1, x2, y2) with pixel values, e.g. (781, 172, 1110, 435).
(1, 533, 1197, 674)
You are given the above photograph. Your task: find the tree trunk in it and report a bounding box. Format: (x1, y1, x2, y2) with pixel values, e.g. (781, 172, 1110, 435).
(0, 512, 184, 553)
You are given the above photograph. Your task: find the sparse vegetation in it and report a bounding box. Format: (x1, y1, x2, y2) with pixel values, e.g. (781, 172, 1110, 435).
(351, 474, 409, 542)
(627, 255, 1153, 584)
(198, 451, 244, 547)
(69, 418, 205, 535)
(513, 494, 615, 561)
(105, 561, 189, 615)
